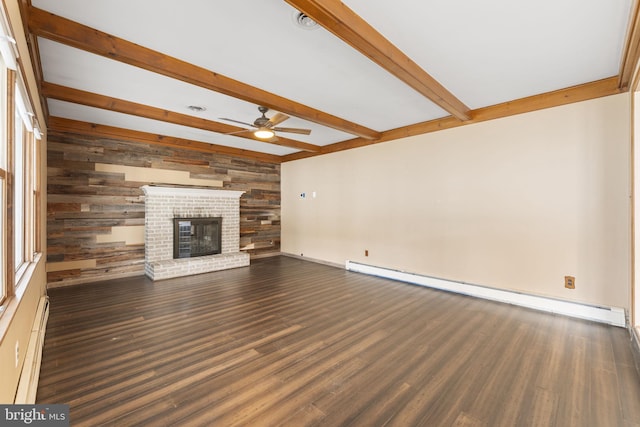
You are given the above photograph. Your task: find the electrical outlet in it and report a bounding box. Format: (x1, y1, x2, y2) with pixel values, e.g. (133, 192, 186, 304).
(365, 249, 369, 256)
(565, 276, 575, 289)
(15, 341, 19, 367)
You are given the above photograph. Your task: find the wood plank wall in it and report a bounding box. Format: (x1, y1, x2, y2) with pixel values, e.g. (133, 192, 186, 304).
(46, 130, 280, 287)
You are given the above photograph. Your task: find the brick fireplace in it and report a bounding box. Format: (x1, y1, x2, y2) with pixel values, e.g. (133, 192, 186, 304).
(141, 185, 250, 280)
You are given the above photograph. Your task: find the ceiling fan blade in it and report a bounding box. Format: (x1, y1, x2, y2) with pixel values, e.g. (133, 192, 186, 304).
(225, 129, 252, 136)
(219, 117, 256, 128)
(273, 126, 312, 135)
(267, 112, 289, 127)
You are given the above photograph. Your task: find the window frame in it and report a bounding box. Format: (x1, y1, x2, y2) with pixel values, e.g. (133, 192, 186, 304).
(0, 55, 6, 306)
(1, 67, 15, 305)
(0, 63, 42, 308)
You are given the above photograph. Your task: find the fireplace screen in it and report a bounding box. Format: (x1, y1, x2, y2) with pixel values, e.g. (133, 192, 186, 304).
(173, 217, 222, 259)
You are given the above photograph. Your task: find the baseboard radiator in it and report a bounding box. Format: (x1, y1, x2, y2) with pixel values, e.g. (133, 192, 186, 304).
(14, 295, 49, 404)
(345, 261, 626, 328)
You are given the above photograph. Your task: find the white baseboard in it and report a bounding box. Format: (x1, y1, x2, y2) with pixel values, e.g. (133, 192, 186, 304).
(15, 296, 49, 404)
(345, 261, 626, 328)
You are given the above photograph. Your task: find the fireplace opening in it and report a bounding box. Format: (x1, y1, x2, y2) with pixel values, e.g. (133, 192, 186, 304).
(173, 217, 222, 259)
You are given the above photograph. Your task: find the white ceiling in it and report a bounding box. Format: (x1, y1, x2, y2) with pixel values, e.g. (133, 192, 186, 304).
(29, 0, 633, 159)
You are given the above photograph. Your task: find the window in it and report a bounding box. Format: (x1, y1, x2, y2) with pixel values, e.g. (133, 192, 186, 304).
(32, 133, 41, 254)
(0, 54, 6, 305)
(13, 81, 37, 285)
(0, 9, 41, 304)
(13, 98, 24, 273)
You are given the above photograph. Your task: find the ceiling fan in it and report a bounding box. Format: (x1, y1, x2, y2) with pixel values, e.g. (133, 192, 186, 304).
(220, 106, 311, 140)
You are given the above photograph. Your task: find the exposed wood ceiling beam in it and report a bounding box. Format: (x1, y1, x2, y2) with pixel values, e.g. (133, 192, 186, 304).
(283, 76, 622, 162)
(40, 82, 320, 153)
(285, 0, 471, 121)
(27, 6, 382, 141)
(48, 117, 282, 163)
(620, 0, 640, 90)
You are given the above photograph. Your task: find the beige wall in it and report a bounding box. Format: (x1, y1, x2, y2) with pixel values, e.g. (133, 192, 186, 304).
(282, 94, 631, 310)
(0, 0, 48, 403)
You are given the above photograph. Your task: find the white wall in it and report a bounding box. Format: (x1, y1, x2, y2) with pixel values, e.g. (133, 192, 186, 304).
(282, 94, 631, 310)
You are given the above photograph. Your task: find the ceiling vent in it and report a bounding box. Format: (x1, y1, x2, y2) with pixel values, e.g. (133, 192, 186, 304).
(187, 105, 206, 113)
(294, 12, 319, 30)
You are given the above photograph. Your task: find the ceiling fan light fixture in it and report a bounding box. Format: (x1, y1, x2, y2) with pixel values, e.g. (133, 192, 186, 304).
(254, 128, 275, 139)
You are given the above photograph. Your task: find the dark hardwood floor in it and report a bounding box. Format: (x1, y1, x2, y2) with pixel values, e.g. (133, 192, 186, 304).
(37, 256, 640, 426)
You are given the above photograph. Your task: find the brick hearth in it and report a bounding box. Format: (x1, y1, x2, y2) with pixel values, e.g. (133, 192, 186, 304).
(141, 185, 250, 280)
